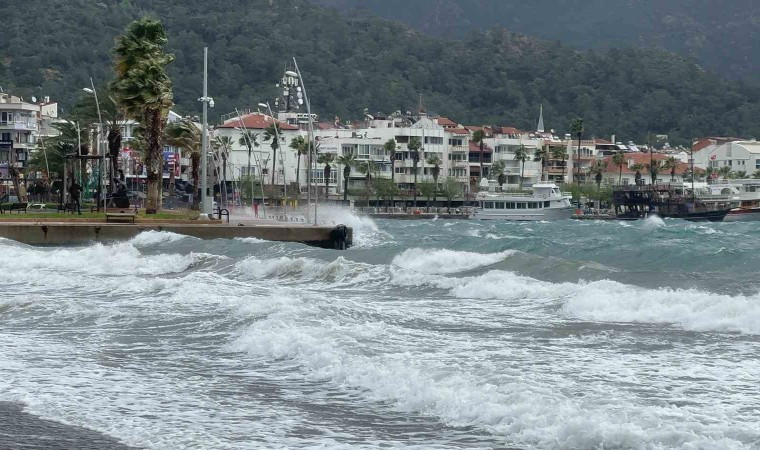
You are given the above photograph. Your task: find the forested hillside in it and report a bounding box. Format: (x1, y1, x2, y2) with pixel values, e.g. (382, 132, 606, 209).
(311, 0, 760, 80)
(2, 0, 759, 146)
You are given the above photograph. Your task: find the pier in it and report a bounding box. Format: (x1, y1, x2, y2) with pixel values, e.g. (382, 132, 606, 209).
(0, 221, 352, 249)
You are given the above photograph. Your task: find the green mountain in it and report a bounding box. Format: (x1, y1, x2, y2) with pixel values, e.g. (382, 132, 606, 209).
(2, 0, 759, 146)
(311, 0, 760, 80)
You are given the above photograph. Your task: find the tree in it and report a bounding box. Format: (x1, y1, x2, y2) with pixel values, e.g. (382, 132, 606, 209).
(407, 137, 422, 208)
(550, 145, 567, 182)
(534, 146, 549, 182)
(514, 144, 529, 190)
(317, 152, 335, 201)
(570, 118, 583, 186)
(289, 136, 309, 190)
(662, 156, 678, 182)
(426, 154, 442, 185)
(704, 166, 716, 182)
(213, 135, 233, 207)
(589, 160, 607, 190)
(263, 123, 282, 186)
(491, 160, 506, 187)
(384, 139, 398, 184)
(439, 176, 463, 213)
(337, 152, 357, 202)
(646, 159, 662, 185)
(372, 177, 398, 210)
(718, 165, 732, 180)
(472, 129, 486, 182)
(612, 151, 626, 184)
(417, 180, 437, 211)
(356, 161, 375, 207)
(753, 170, 760, 179)
(164, 119, 201, 208)
(735, 170, 748, 179)
(112, 18, 174, 214)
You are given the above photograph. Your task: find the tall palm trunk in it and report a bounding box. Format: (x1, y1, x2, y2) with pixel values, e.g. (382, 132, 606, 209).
(343, 166, 350, 202)
(519, 160, 525, 190)
(324, 164, 330, 202)
(413, 161, 418, 208)
(618, 166, 623, 184)
(222, 153, 227, 207)
(145, 110, 165, 213)
(296, 152, 301, 192)
(479, 142, 484, 182)
(271, 148, 277, 186)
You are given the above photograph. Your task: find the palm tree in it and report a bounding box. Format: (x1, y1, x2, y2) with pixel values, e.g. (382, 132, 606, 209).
(426, 154, 442, 185)
(407, 137, 422, 208)
(238, 131, 259, 194)
(263, 123, 281, 186)
(337, 152, 357, 201)
(491, 160, 506, 187)
(718, 165, 732, 180)
(589, 160, 607, 190)
(662, 156, 678, 182)
(752, 170, 760, 179)
(213, 136, 233, 207)
(646, 159, 662, 185)
(112, 18, 174, 213)
(289, 136, 308, 190)
(356, 161, 375, 207)
(550, 145, 567, 182)
(534, 146, 549, 182)
(612, 151, 626, 184)
(570, 118, 584, 185)
(384, 139, 397, 184)
(164, 119, 201, 208)
(317, 152, 335, 201)
(704, 166, 716, 182)
(514, 145, 529, 190)
(472, 129, 486, 182)
(735, 170, 748, 179)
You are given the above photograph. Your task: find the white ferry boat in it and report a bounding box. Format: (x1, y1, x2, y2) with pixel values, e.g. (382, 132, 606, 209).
(473, 182, 574, 221)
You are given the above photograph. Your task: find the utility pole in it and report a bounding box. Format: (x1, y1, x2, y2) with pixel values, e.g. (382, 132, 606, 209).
(200, 47, 212, 216)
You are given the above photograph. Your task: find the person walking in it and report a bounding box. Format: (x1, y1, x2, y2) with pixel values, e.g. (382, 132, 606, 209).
(68, 181, 82, 215)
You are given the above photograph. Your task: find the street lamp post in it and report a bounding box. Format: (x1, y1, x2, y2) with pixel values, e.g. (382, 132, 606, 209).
(198, 47, 215, 217)
(290, 60, 317, 225)
(83, 78, 104, 212)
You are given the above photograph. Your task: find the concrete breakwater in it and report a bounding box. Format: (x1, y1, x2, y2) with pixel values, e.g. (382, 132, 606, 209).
(0, 222, 352, 249)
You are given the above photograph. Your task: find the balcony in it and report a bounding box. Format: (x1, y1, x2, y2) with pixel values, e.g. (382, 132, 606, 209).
(453, 160, 468, 168)
(449, 145, 468, 153)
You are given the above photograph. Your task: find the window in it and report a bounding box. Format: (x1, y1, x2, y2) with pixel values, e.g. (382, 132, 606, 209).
(0, 112, 11, 124)
(449, 138, 464, 146)
(358, 145, 370, 157)
(755, 160, 760, 169)
(342, 145, 356, 156)
(496, 202, 505, 209)
(484, 201, 493, 209)
(517, 203, 526, 209)
(424, 136, 443, 145)
(395, 136, 409, 144)
(1, 132, 10, 141)
(544, 201, 550, 207)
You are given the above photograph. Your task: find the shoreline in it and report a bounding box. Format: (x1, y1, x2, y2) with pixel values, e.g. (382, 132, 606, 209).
(0, 402, 138, 449)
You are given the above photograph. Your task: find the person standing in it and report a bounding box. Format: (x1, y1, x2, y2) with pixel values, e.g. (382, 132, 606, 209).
(69, 181, 82, 215)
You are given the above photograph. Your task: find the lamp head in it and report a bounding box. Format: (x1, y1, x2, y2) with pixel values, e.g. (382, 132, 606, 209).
(257, 103, 268, 109)
(82, 88, 94, 94)
(284, 70, 298, 77)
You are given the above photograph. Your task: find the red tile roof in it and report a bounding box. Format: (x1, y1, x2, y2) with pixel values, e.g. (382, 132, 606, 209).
(594, 138, 612, 144)
(218, 113, 298, 130)
(469, 140, 493, 152)
(434, 116, 459, 127)
(494, 126, 522, 135)
(449, 128, 470, 135)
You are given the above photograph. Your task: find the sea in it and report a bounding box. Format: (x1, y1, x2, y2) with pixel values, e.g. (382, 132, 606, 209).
(1, 212, 759, 449)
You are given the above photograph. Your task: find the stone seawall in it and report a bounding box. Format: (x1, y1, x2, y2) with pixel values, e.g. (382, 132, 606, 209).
(0, 222, 352, 249)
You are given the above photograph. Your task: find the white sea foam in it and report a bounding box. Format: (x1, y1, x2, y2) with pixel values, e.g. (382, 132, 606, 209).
(233, 300, 754, 449)
(391, 248, 515, 274)
(440, 269, 760, 334)
(128, 230, 190, 246)
(641, 214, 666, 229)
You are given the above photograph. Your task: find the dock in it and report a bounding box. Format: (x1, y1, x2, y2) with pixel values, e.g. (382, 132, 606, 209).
(0, 221, 352, 249)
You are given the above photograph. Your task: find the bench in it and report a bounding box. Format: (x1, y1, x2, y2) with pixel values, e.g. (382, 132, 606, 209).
(105, 212, 137, 224)
(6, 202, 28, 213)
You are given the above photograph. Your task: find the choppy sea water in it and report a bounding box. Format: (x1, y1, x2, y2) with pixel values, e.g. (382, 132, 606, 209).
(1, 213, 760, 449)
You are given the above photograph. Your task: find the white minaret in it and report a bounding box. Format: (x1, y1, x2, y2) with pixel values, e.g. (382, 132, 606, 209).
(537, 104, 545, 133)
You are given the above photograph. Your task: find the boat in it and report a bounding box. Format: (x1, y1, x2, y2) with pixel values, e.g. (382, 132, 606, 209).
(472, 182, 574, 220)
(612, 184, 732, 222)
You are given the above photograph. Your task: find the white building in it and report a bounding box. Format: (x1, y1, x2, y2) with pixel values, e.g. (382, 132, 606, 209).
(702, 140, 760, 176)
